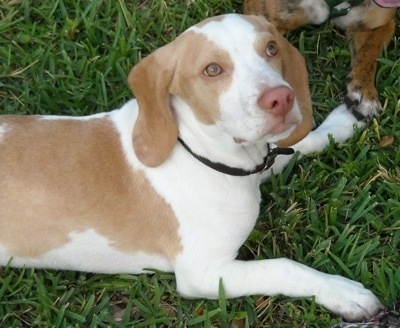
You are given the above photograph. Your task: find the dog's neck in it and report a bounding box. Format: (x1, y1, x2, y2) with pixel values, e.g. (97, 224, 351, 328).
(177, 137, 294, 176)
(171, 94, 299, 177)
(172, 96, 273, 174)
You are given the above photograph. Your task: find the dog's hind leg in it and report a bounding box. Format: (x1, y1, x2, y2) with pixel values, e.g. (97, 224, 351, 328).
(345, 18, 396, 120)
(244, 0, 329, 33)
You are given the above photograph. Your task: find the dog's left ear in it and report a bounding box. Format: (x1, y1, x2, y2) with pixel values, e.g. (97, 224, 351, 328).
(276, 37, 313, 146)
(128, 45, 179, 167)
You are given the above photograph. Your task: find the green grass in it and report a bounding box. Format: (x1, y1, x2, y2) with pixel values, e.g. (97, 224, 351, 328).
(0, 0, 399, 327)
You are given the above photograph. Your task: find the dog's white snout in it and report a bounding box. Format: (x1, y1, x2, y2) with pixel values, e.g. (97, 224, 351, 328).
(258, 86, 295, 116)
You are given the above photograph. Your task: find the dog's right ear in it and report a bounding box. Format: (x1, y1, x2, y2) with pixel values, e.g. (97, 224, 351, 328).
(128, 45, 179, 167)
(275, 35, 313, 146)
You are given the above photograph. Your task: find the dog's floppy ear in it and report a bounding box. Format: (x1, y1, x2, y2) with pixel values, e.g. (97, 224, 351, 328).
(276, 37, 313, 147)
(128, 45, 179, 167)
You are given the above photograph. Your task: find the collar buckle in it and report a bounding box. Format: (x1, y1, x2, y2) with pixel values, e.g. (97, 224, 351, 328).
(259, 146, 295, 174)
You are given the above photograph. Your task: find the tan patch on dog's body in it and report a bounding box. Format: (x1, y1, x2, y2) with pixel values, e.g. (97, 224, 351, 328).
(333, 3, 396, 31)
(244, 0, 315, 33)
(0, 115, 182, 260)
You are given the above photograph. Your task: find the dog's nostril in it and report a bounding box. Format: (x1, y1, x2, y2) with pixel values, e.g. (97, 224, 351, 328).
(258, 86, 295, 116)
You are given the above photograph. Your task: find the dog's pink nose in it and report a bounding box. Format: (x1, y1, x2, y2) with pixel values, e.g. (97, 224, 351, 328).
(258, 86, 295, 116)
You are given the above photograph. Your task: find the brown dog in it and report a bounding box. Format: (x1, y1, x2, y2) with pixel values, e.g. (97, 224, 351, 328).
(244, 0, 399, 120)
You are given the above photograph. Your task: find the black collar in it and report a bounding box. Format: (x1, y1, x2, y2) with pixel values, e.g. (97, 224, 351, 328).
(178, 137, 294, 177)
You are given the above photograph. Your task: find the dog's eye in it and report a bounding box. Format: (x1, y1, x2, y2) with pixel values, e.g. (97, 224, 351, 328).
(204, 63, 222, 77)
(265, 41, 278, 57)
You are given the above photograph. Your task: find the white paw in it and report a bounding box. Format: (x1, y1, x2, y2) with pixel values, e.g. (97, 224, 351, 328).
(316, 103, 365, 143)
(345, 90, 382, 120)
(292, 104, 364, 155)
(318, 274, 382, 321)
(300, 0, 330, 24)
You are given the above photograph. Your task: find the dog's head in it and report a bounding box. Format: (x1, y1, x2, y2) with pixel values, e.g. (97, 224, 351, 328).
(129, 14, 313, 167)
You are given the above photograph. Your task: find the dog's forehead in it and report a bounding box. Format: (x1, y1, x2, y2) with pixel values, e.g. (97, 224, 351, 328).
(187, 14, 263, 52)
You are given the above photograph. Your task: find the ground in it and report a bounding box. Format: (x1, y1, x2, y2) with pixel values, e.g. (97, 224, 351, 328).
(0, 1, 399, 327)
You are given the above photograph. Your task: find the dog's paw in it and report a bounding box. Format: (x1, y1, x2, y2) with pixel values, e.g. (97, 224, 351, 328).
(291, 104, 364, 155)
(301, 0, 330, 25)
(318, 274, 383, 321)
(317, 103, 365, 143)
(345, 90, 382, 121)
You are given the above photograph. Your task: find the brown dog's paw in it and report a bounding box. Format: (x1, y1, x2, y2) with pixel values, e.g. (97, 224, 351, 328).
(344, 89, 382, 122)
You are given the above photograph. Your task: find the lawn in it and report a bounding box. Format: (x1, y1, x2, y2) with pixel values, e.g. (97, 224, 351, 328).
(0, 0, 399, 327)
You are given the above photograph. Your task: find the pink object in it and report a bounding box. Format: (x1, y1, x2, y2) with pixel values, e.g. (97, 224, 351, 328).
(258, 86, 295, 115)
(374, 0, 400, 7)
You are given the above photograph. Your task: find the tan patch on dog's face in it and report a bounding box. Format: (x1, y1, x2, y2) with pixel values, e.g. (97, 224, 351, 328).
(128, 23, 234, 167)
(244, 15, 313, 146)
(0, 116, 182, 260)
(246, 16, 285, 74)
(169, 31, 234, 125)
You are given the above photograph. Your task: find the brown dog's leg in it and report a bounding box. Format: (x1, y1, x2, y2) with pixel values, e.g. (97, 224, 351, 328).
(243, 0, 329, 33)
(345, 19, 396, 120)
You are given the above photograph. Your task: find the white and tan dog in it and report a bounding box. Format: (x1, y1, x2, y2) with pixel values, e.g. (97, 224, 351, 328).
(0, 14, 381, 320)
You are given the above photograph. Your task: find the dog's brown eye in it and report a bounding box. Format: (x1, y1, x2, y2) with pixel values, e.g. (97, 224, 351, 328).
(266, 41, 278, 57)
(204, 63, 222, 77)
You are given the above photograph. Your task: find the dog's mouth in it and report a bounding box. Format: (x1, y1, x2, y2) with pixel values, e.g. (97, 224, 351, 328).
(374, 0, 400, 7)
(233, 120, 297, 145)
(234, 137, 246, 144)
(269, 120, 297, 135)
(265, 112, 301, 139)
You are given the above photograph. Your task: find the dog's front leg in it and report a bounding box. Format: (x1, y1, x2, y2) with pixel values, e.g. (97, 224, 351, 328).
(292, 103, 364, 154)
(344, 18, 396, 120)
(174, 256, 381, 321)
(346, 20, 395, 120)
(263, 103, 363, 180)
